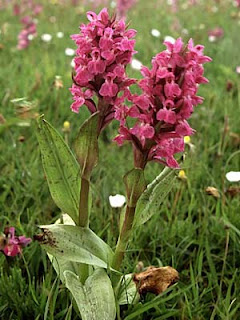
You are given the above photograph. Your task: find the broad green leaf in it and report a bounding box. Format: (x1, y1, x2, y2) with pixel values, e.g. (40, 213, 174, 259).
(38, 224, 113, 268)
(74, 112, 99, 179)
(64, 269, 116, 320)
(37, 116, 80, 223)
(134, 167, 176, 227)
(49, 255, 79, 283)
(123, 168, 146, 207)
(48, 214, 79, 283)
(117, 274, 139, 305)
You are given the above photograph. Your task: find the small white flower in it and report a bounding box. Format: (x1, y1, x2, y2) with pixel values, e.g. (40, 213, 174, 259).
(208, 35, 216, 43)
(151, 29, 161, 38)
(131, 58, 142, 70)
(49, 16, 56, 23)
(65, 48, 75, 56)
(41, 33, 52, 42)
(70, 59, 75, 68)
(211, 6, 218, 13)
(181, 3, 188, 9)
(226, 171, 240, 182)
(109, 194, 126, 208)
(236, 66, 240, 74)
(56, 32, 64, 38)
(110, 1, 116, 8)
(182, 28, 189, 35)
(28, 34, 34, 41)
(164, 35, 175, 44)
(199, 24, 205, 30)
(167, 0, 173, 5)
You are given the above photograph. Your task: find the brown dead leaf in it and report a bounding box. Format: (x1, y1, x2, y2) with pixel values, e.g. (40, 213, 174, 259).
(18, 136, 25, 142)
(226, 187, 240, 197)
(133, 266, 179, 295)
(205, 186, 220, 198)
(230, 132, 240, 147)
(53, 76, 63, 90)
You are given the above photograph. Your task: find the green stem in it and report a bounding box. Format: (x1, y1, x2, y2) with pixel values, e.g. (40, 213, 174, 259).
(78, 177, 90, 283)
(112, 205, 136, 271)
(79, 177, 90, 227)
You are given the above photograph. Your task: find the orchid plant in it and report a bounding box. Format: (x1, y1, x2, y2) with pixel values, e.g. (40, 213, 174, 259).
(36, 8, 211, 320)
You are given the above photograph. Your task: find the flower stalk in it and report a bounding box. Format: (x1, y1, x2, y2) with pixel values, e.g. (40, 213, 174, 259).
(79, 177, 90, 227)
(112, 168, 146, 279)
(111, 205, 136, 271)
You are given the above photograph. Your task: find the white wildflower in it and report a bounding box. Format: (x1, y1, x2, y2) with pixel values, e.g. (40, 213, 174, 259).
(65, 48, 75, 56)
(41, 33, 52, 42)
(226, 171, 240, 182)
(151, 29, 161, 38)
(131, 58, 142, 70)
(109, 194, 126, 208)
(56, 32, 64, 38)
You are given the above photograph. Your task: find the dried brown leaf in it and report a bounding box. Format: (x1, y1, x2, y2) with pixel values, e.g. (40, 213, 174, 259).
(133, 266, 179, 295)
(226, 187, 240, 197)
(205, 186, 220, 198)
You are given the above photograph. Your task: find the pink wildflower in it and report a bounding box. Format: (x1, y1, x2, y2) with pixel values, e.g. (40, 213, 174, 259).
(188, 0, 199, 5)
(208, 27, 224, 40)
(70, 8, 137, 132)
(15, 0, 42, 50)
(0, 227, 31, 257)
(17, 16, 37, 50)
(234, 0, 240, 7)
(114, 38, 211, 168)
(171, 0, 178, 13)
(116, 0, 137, 20)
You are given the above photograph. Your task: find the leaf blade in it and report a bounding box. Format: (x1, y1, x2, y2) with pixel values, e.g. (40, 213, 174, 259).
(134, 168, 176, 227)
(37, 116, 80, 223)
(64, 269, 116, 320)
(38, 224, 113, 268)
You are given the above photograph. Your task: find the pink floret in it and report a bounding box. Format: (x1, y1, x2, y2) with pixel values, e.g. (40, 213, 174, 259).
(1, 227, 31, 257)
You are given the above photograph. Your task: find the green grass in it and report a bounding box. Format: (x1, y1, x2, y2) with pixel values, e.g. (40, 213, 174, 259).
(1, 0, 240, 319)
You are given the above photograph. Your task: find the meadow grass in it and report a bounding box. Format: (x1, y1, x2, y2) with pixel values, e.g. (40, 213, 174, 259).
(0, 0, 240, 319)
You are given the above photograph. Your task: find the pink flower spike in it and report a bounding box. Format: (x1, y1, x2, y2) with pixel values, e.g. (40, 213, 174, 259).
(70, 8, 137, 132)
(114, 36, 211, 169)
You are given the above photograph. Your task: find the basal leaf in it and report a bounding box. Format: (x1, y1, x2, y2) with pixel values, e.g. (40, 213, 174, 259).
(47, 214, 79, 283)
(37, 116, 80, 223)
(64, 269, 116, 320)
(38, 224, 113, 268)
(134, 167, 176, 227)
(117, 274, 139, 305)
